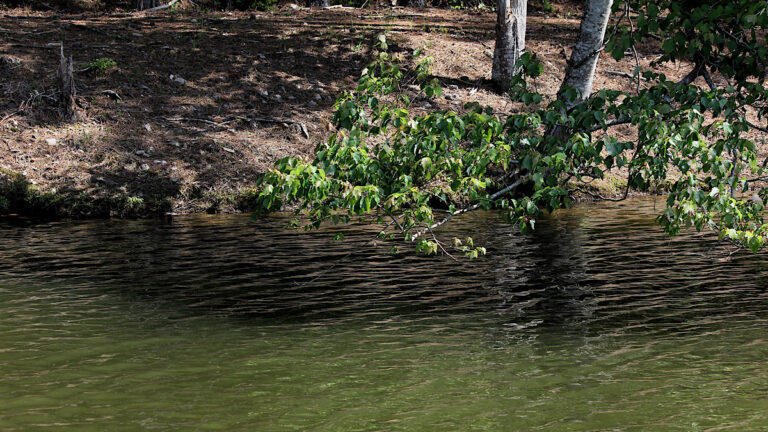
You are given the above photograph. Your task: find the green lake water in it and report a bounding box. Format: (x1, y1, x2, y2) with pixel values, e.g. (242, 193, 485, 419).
(1, 198, 767, 431)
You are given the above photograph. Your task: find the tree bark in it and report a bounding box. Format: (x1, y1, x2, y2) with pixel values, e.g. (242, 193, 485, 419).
(135, 0, 163, 10)
(306, 0, 330, 6)
(58, 45, 78, 122)
(557, 0, 612, 108)
(492, 0, 527, 92)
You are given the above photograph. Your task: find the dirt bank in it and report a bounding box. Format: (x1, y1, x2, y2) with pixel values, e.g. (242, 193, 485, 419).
(0, 3, 726, 217)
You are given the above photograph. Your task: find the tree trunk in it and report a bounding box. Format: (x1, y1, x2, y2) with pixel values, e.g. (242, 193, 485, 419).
(58, 45, 78, 123)
(492, 0, 527, 92)
(557, 0, 612, 108)
(406, 0, 426, 8)
(135, 0, 163, 10)
(306, 0, 330, 6)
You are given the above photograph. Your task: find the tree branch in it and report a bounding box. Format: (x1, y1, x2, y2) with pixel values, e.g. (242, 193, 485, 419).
(143, 0, 180, 12)
(588, 117, 632, 132)
(410, 175, 527, 241)
(701, 66, 717, 91)
(678, 62, 705, 86)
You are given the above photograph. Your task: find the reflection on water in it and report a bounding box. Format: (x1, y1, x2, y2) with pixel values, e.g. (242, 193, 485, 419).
(0, 198, 767, 431)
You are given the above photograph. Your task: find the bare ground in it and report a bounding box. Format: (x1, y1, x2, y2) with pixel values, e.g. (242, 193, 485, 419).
(1, 3, 761, 216)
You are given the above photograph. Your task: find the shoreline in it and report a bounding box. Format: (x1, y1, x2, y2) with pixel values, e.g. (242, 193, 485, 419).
(1, 167, 657, 219)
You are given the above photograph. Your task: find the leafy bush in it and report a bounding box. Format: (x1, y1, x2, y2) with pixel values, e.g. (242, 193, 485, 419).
(248, 0, 276, 11)
(256, 32, 768, 256)
(84, 57, 117, 76)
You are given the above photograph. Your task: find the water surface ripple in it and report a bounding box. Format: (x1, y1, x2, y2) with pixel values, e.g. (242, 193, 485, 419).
(0, 198, 767, 431)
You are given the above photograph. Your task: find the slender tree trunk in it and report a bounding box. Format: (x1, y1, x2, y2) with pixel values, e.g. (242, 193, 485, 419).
(135, 0, 162, 10)
(58, 45, 78, 122)
(492, 0, 526, 92)
(406, 0, 426, 8)
(557, 0, 612, 108)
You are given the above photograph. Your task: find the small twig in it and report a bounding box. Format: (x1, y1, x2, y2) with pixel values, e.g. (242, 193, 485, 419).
(625, 1, 641, 93)
(238, 115, 301, 125)
(588, 117, 631, 132)
(604, 70, 633, 79)
(163, 116, 236, 127)
(745, 120, 768, 134)
(745, 176, 768, 184)
(701, 66, 717, 91)
(0, 110, 20, 125)
(426, 225, 457, 261)
(388, 213, 405, 233)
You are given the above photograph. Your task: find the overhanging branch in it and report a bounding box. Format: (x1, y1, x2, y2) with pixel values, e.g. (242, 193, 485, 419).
(410, 175, 527, 242)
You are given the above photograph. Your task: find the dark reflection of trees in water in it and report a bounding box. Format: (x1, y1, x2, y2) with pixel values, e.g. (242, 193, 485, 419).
(3, 206, 768, 341)
(477, 208, 600, 346)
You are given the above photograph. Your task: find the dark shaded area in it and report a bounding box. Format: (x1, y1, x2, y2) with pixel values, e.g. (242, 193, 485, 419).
(0, 4, 593, 216)
(0, 201, 765, 336)
(0, 168, 174, 217)
(0, 8, 509, 215)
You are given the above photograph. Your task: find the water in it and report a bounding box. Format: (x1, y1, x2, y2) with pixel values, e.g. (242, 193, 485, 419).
(1, 198, 767, 431)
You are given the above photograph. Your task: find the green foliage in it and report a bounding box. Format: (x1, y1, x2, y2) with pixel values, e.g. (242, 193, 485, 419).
(257, 24, 768, 256)
(84, 57, 117, 76)
(610, 0, 768, 81)
(248, 0, 276, 11)
(537, 0, 554, 14)
(256, 42, 555, 257)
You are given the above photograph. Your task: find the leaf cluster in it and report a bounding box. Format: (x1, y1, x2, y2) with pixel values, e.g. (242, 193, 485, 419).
(257, 30, 768, 256)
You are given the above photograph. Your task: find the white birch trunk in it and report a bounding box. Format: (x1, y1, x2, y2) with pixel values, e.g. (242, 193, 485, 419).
(558, 0, 613, 107)
(492, 0, 527, 92)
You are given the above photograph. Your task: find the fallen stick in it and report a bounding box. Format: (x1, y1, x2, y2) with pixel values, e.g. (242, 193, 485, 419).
(163, 116, 235, 127)
(144, 0, 180, 12)
(604, 70, 632, 79)
(101, 89, 122, 101)
(249, 116, 294, 124)
(0, 110, 20, 125)
(604, 69, 649, 81)
(165, 115, 309, 138)
(246, 116, 310, 138)
(9, 42, 61, 49)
